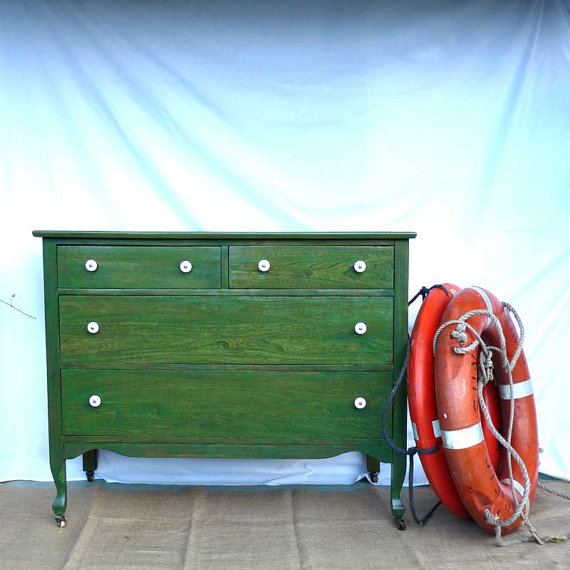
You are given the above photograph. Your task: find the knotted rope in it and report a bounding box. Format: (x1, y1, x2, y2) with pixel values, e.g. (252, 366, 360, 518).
(380, 284, 458, 527)
(434, 304, 569, 546)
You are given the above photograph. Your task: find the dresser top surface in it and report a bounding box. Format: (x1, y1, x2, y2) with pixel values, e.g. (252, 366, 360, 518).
(32, 230, 416, 240)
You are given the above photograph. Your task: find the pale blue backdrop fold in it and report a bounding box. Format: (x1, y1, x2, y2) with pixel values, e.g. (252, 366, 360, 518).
(1, 0, 568, 485)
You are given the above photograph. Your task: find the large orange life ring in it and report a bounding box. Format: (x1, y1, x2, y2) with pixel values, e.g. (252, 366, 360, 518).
(408, 284, 501, 518)
(434, 286, 539, 534)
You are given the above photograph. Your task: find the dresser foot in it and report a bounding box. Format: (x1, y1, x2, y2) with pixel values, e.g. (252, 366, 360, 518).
(50, 457, 67, 522)
(83, 450, 98, 482)
(366, 455, 380, 485)
(55, 515, 67, 528)
(394, 517, 406, 531)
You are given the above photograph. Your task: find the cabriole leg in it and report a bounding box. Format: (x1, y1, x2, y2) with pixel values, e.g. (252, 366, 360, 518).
(391, 450, 406, 530)
(50, 451, 67, 527)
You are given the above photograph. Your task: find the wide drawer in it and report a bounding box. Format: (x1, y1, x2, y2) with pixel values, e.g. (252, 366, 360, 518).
(229, 246, 394, 289)
(59, 296, 393, 366)
(61, 369, 392, 440)
(57, 246, 221, 289)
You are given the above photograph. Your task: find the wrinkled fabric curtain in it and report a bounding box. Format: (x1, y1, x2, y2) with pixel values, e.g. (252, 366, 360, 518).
(1, 0, 568, 484)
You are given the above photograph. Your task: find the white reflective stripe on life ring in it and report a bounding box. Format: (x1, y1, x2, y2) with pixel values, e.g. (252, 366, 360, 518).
(466, 286, 493, 328)
(501, 478, 525, 499)
(412, 422, 419, 440)
(441, 422, 484, 450)
(412, 419, 441, 441)
(432, 419, 441, 438)
(499, 379, 533, 400)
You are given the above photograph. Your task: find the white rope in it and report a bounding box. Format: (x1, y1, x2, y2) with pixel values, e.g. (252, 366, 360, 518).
(433, 303, 563, 546)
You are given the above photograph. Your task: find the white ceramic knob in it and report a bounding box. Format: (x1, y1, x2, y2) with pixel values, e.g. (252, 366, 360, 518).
(87, 322, 100, 334)
(354, 397, 367, 409)
(353, 260, 367, 273)
(354, 322, 367, 335)
(85, 259, 98, 272)
(89, 395, 102, 408)
(179, 260, 193, 273)
(258, 259, 271, 272)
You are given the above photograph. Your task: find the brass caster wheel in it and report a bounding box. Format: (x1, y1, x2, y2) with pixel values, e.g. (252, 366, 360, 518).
(369, 472, 379, 484)
(394, 517, 406, 531)
(55, 515, 67, 528)
(86, 470, 94, 482)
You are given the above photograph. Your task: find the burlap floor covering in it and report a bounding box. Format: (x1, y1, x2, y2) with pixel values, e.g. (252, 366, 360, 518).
(1, 480, 568, 569)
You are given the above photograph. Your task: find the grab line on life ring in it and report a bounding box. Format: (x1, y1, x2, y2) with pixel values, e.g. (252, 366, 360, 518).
(436, 308, 531, 511)
(434, 287, 539, 538)
(408, 283, 503, 521)
(435, 303, 532, 520)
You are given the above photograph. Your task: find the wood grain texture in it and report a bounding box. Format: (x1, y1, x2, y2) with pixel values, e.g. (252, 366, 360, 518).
(59, 295, 394, 366)
(41, 239, 67, 515)
(229, 246, 393, 289)
(58, 288, 395, 297)
(61, 369, 391, 440)
(390, 239, 410, 517)
(63, 441, 392, 463)
(33, 230, 414, 521)
(58, 246, 221, 289)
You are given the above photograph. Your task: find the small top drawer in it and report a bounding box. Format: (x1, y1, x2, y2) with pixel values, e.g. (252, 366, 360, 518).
(229, 246, 393, 289)
(57, 246, 221, 289)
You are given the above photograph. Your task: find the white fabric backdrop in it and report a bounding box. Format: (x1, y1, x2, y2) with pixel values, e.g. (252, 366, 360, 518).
(1, 0, 569, 486)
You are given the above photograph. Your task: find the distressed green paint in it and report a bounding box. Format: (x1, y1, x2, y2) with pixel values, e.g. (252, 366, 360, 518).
(58, 246, 221, 289)
(41, 239, 67, 516)
(82, 449, 98, 471)
(61, 369, 392, 439)
(64, 441, 393, 463)
(34, 230, 415, 523)
(59, 296, 394, 366)
(58, 288, 396, 297)
(229, 246, 394, 289)
(390, 239, 410, 518)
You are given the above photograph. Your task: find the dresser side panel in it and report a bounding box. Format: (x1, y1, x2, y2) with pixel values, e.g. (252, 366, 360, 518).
(40, 238, 68, 515)
(390, 239, 410, 515)
(42, 239, 62, 444)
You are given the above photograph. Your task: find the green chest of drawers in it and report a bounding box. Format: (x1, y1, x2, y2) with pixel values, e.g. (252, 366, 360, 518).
(33, 231, 415, 527)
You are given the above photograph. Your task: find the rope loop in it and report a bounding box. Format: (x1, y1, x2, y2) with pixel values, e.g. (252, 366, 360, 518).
(380, 338, 443, 526)
(408, 283, 455, 307)
(417, 291, 567, 546)
(434, 301, 545, 546)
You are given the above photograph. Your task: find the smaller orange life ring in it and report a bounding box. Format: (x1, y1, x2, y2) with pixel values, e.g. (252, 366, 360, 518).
(408, 284, 501, 518)
(434, 287, 539, 534)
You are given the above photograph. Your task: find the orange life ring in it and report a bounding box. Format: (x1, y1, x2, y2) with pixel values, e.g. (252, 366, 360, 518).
(434, 286, 539, 534)
(408, 284, 501, 518)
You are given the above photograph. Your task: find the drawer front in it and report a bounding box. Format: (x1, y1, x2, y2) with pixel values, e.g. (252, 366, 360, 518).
(61, 369, 392, 440)
(229, 246, 394, 289)
(59, 296, 393, 366)
(58, 246, 221, 289)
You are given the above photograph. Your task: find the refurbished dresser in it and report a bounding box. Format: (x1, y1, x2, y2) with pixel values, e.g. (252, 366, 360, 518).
(33, 231, 415, 527)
